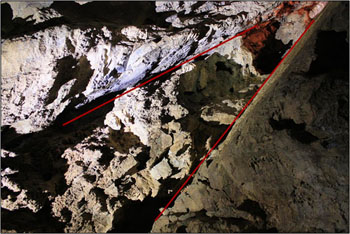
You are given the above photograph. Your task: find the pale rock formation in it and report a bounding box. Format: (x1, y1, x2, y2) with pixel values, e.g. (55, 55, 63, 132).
(51, 126, 155, 232)
(275, 2, 328, 44)
(2, 1, 282, 134)
(121, 26, 148, 42)
(201, 106, 236, 125)
(1, 150, 42, 212)
(213, 37, 258, 76)
(6, 1, 61, 24)
(155, 1, 198, 14)
(105, 64, 194, 181)
(75, 1, 91, 5)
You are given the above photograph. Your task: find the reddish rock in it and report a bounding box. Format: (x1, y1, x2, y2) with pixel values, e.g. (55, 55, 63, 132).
(242, 20, 279, 56)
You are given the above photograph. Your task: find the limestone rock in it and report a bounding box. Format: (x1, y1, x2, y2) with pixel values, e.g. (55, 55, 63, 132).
(2, 1, 281, 134)
(150, 159, 173, 180)
(1, 1, 347, 233)
(7, 2, 61, 24)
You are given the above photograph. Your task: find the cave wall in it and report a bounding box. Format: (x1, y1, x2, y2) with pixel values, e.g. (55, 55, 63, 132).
(1, 1, 348, 233)
(153, 2, 349, 233)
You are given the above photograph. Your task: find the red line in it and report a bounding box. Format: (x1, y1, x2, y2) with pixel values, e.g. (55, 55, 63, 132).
(154, 19, 315, 222)
(62, 25, 258, 126)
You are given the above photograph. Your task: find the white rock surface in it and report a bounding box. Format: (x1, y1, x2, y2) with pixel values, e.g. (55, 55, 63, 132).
(7, 1, 61, 24)
(150, 158, 173, 180)
(2, 1, 282, 134)
(105, 65, 193, 180)
(52, 127, 143, 232)
(1, 150, 42, 212)
(201, 106, 235, 125)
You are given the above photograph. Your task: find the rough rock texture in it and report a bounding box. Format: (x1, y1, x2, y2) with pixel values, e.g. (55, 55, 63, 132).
(1, 1, 347, 233)
(2, 1, 323, 134)
(152, 2, 349, 233)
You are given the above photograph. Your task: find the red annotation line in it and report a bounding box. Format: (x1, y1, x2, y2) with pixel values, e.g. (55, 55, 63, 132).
(62, 24, 258, 126)
(154, 19, 315, 222)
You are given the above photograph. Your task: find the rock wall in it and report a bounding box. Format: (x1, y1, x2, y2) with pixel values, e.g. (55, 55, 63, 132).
(153, 2, 349, 232)
(1, 1, 347, 233)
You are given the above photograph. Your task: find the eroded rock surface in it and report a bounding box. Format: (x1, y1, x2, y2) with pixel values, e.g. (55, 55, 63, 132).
(1, 1, 347, 233)
(152, 2, 349, 233)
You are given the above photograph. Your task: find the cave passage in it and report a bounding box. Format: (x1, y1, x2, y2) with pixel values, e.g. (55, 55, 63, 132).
(308, 30, 349, 77)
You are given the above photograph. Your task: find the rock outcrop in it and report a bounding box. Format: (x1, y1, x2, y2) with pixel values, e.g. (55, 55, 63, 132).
(153, 2, 349, 233)
(1, 1, 347, 233)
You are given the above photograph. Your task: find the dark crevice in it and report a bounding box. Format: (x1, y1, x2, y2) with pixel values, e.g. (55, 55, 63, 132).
(62, 56, 94, 102)
(46, 55, 93, 105)
(254, 37, 292, 74)
(1, 14, 69, 40)
(1, 187, 21, 201)
(150, 148, 170, 168)
(50, 1, 172, 29)
(308, 30, 349, 77)
(216, 61, 233, 74)
(46, 55, 78, 104)
(90, 145, 115, 167)
(176, 144, 191, 157)
(237, 199, 267, 220)
(109, 127, 144, 155)
(305, 29, 349, 153)
(243, 20, 292, 74)
(2, 2, 173, 39)
(109, 195, 170, 233)
(160, 110, 174, 125)
(83, 174, 97, 183)
(61, 207, 73, 223)
(176, 225, 187, 233)
(183, 118, 229, 162)
(164, 162, 182, 178)
(269, 118, 319, 144)
(142, 69, 178, 98)
(115, 177, 136, 194)
(90, 188, 109, 212)
(197, 178, 212, 189)
(110, 175, 187, 233)
(1, 3, 14, 36)
(144, 99, 152, 110)
(206, 158, 214, 167)
(1, 201, 65, 232)
(135, 149, 151, 171)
